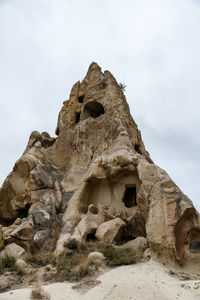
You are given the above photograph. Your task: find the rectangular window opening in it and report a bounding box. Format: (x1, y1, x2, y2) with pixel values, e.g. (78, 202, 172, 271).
(122, 186, 137, 208)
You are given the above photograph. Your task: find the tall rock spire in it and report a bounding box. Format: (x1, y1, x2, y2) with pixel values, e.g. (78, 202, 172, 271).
(0, 63, 199, 268)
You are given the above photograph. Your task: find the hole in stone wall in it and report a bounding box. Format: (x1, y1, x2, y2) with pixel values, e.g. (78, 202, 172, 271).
(83, 101, 105, 119)
(115, 222, 146, 245)
(134, 144, 142, 154)
(86, 231, 97, 242)
(122, 186, 137, 208)
(17, 203, 31, 219)
(116, 227, 136, 245)
(78, 95, 84, 103)
(174, 208, 198, 260)
(75, 112, 81, 123)
(88, 205, 98, 215)
(188, 228, 200, 252)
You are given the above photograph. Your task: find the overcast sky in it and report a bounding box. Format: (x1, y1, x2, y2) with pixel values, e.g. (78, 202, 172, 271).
(0, 0, 200, 210)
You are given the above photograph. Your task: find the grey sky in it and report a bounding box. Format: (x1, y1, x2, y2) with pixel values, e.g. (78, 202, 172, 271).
(0, 0, 199, 210)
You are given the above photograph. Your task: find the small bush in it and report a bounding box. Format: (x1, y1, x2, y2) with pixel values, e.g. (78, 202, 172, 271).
(65, 238, 78, 250)
(31, 284, 50, 300)
(25, 253, 53, 267)
(0, 284, 11, 293)
(71, 257, 89, 279)
(0, 255, 18, 272)
(118, 82, 126, 92)
(56, 240, 136, 281)
(103, 246, 136, 266)
(56, 252, 89, 280)
(25, 255, 46, 266)
(77, 240, 106, 255)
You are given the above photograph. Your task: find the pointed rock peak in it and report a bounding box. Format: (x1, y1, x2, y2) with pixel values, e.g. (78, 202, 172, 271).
(0, 64, 199, 274)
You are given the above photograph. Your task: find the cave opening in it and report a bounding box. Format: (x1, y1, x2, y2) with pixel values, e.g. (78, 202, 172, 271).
(75, 112, 81, 123)
(188, 228, 200, 252)
(86, 231, 97, 242)
(82, 101, 105, 119)
(134, 144, 142, 154)
(122, 186, 137, 208)
(17, 203, 31, 219)
(78, 95, 84, 103)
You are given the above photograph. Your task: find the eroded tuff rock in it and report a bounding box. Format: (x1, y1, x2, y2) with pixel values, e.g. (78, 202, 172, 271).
(0, 62, 200, 267)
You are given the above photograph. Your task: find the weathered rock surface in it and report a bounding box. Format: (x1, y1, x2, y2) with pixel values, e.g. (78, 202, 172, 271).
(1, 243, 25, 258)
(120, 237, 148, 257)
(16, 258, 27, 270)
(33, 229, 51, 248)
(0, 62, 200, 267)
(95, 218, 126, 244)
(11, 216, 34, 241)
(88, 252, 105, 265)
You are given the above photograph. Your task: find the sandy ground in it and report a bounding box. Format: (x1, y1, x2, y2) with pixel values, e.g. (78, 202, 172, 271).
(1, 260, 200, 300)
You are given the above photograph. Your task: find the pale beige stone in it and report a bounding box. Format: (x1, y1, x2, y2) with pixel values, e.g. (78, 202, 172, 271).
(120, 237, 148, 257)
(16, 259, 27, 269)
(1, 243, 25, 258)
(144, 248, 151, 260)
(88, 252, 105, 265)
(11, 217, 34, 241)
(72, 204, 106, 242)
(95, 218, 126, 244)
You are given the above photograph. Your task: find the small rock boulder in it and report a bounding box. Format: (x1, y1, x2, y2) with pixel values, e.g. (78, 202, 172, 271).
(0, 243, 25, 258)
(33, 229, 51, 248)
(16, 258, 27, 270)
(144, 247, 151, 260)
(11, 216, 34, 241)
(120, 237, 148, 257)
(72, 204, 105, 242)
(95, 218, 126, 244)
(88, 252, 105, 265)
(29, 189, 56, 227)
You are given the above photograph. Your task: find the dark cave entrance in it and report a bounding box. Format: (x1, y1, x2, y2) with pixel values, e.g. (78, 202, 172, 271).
(75, 112, 81, 123)
(78, 95, 84, 103)
(122, 186, 137, 208)
(188, 228, 200, 252)
(17, 203, 31, 219)
(134, 144, 142, 154)
(86, 231, 97, 242)
(82, 101, 105, 119)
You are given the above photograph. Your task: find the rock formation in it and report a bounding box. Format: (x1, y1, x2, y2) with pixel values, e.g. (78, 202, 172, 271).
(0, 62, 200, 267)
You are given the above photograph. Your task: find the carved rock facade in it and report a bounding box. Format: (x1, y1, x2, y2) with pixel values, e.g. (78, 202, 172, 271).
(0, 63, 200, 266)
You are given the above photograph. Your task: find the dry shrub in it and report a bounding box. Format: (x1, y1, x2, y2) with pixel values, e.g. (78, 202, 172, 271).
(103, 246, 136, 266)
(71, 257, 89, 279)
(31, 283, 50, 300)
(77, 240, 107, 255)
(56, 252, 90, 281)
(25, 252, 55, 267)
(78, 241, 136, 266)
(56, 240, 136, 281)
(0, 255, 18, 272)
